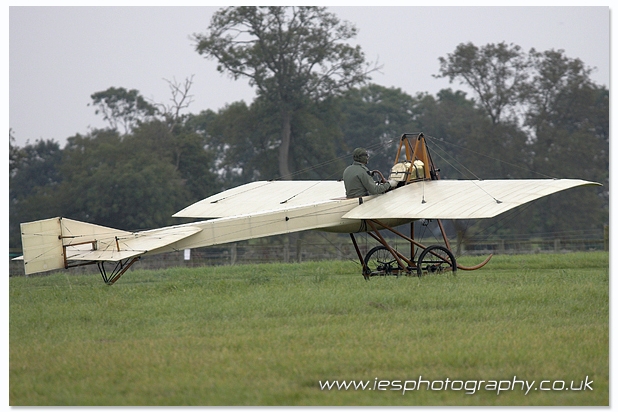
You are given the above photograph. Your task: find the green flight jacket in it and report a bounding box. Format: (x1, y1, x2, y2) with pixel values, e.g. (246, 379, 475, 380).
(342, 161, 391, 198)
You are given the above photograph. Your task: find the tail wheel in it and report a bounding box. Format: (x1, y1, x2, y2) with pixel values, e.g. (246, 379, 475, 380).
(417, 245, 456, 277)
(364, 246, 403, 277)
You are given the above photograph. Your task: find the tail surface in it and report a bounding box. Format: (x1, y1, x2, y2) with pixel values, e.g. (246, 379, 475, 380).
(19, 217, 132, 275)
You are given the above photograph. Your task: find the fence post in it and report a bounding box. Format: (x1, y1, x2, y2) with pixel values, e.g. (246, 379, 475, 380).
(554, 238, 561, 253)
(284, 236, 290, 263)
(296, 238, 302, 263)
(604, 225, 609, 251)
(230, 243, 237, 266)
(183, 249, 191, 267)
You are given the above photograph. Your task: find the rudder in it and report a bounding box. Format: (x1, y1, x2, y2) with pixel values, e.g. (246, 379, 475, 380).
(20, 217, 65, 275)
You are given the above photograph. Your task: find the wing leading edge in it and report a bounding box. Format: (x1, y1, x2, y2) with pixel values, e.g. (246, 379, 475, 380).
(343, 179, 600, 220)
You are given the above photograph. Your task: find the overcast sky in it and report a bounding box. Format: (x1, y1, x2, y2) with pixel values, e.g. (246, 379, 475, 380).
(9, 6, 610, 148)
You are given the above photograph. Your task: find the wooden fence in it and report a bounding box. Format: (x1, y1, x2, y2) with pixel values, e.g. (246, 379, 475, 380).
(9, 227, 608, 278)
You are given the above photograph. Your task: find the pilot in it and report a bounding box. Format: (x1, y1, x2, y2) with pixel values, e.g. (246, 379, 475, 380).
(343, 147, 397, 198)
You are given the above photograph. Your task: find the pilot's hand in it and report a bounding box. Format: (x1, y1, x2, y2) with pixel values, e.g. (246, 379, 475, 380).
(387, 179, 398, 189)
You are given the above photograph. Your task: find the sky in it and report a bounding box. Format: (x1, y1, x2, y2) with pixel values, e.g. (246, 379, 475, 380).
(8, 6, 611, 148)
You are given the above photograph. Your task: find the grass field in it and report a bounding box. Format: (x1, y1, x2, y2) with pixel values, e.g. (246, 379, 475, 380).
(9, 252, 608, 406)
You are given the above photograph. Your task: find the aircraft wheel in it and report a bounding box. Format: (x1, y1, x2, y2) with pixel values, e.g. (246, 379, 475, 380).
(364, 246, 403, 276)
(417, 245, 457, 277)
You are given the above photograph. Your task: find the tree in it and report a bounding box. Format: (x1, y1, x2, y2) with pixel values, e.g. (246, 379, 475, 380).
(9, 129, 22, 176)
(193, 6, 377, 180)
(521, 49, 609, 234)
(205, 100, 278, 185)
(435, 42, 530, 125)
(91, 81, 221, 203)
(337, 84, 418, 175)
(205, 95, 345, 185)
(89, 87, 158, 134)
(411, 89, 498, 179)
(523, 48, 608, 161)
(129, 118, 222, 202)
(432, 43, 608, 240)
(9, 138, 63, 195)
(58, 129, 191, 230)
(153, 76, 197, 133)
(288, 97, 347, 180)
(9, 136, 64, 247)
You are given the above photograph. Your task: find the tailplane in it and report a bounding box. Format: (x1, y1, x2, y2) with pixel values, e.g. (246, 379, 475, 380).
(19, 217, 131, 275)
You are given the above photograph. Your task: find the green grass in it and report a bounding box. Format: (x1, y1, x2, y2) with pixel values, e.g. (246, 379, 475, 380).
(10, 252, 609, 406)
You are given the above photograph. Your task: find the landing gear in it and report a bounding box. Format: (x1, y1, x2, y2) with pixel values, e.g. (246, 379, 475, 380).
(350, 215, 486, 279)
(348, 133, 492, 280)
(363, 246, 404, 277)
(416, 245, 456, 276)
(360, 243, 457, 278)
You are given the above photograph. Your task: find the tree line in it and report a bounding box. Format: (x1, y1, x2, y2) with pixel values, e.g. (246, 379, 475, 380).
(9, 7, 608, 250)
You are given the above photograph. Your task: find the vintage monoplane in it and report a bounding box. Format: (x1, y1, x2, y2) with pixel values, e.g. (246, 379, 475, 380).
(17, 133, 600, 284)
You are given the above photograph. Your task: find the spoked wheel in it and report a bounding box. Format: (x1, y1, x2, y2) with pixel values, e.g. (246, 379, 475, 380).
(416, 245, 457, 277)
(364, 246, 404, 277)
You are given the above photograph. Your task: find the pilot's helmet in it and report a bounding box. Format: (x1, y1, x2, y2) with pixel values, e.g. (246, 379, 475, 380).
(353, 147, 369, 164)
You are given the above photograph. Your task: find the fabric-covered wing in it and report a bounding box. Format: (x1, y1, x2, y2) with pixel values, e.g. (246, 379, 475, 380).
(343, 179, 600, 220)
(173, 180, 346, 219)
